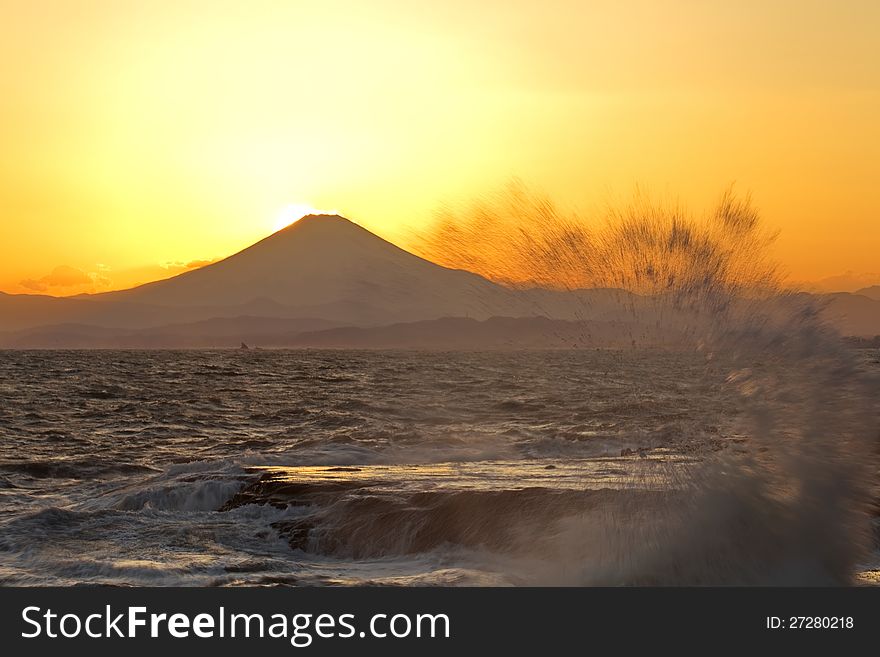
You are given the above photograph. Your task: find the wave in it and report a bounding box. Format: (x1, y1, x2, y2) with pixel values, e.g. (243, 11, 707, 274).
(410, 183, 878, 585)
(227, 480, 655, 559)
(0, 459, 160, 480)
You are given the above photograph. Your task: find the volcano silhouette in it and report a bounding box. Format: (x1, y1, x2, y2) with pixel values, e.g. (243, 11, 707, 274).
(1, 214, 878, 346)
(99, 214, 523, 324)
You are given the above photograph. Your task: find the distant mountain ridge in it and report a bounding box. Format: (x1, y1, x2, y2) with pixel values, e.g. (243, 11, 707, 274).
(855, 285, 880, 301)
(1, 214, 879, 347)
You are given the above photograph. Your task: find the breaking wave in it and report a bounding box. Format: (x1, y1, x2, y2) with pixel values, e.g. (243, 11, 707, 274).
(410, 182, 878, 584)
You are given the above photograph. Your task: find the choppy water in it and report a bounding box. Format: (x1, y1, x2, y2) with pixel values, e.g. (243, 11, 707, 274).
(0, 348, 759, 586)
(2, 348, 878, 586)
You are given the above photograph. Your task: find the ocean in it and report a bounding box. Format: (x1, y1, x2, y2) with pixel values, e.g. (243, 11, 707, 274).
(0, 349, 876, 586)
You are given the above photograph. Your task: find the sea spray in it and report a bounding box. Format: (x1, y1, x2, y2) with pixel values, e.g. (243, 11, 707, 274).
(414, 182, 877, 584)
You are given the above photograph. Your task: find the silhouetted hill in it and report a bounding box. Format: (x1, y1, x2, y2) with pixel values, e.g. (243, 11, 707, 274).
(0, 316, 343, 349)
(819, 292, 880, 337)
(855, 285, 880, 301)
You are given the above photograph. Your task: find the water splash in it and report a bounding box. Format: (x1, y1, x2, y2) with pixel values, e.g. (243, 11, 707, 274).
(414, 181, 878, 584)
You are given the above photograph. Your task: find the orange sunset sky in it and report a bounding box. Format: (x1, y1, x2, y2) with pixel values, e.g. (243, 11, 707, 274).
(1, 0, 878, 296)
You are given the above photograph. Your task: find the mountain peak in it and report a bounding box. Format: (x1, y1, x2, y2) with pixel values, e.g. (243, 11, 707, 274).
(262, 213, 388, 254)
(290, 212, 348, 225)
(273, 212, 366, 240)
(279, 213, 352, 230)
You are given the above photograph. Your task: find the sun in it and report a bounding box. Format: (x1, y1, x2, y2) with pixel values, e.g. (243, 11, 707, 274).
(273, 203, 335, 232)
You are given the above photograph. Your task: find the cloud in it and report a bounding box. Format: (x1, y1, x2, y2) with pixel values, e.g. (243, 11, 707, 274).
(17, 257, 218, 295)
(19, 278, 48, 292)
(42, 265, 93, 287)
(185, 258, 217, 269)
(20, 265, 110, 294)
(159, 258, 220, 272)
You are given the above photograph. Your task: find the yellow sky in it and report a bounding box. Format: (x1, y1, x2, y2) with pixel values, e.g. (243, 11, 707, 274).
(1, 0, 878, 295)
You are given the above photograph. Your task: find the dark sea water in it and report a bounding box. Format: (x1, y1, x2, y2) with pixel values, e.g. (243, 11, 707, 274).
(0, 349, 875, 585)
